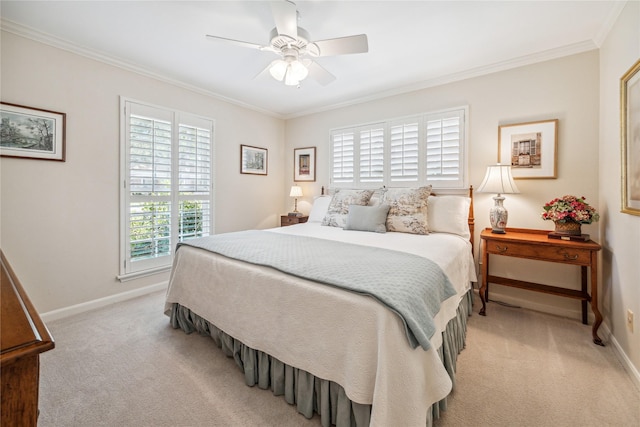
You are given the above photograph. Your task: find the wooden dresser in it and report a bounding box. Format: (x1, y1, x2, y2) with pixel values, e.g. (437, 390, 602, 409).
(1, 250, 55, 426)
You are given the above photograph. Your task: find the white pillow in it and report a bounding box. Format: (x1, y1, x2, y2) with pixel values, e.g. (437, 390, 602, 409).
(308, 196, 332, 222)
(427, 195, 471, 239)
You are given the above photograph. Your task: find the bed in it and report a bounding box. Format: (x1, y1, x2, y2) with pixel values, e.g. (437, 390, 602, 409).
(165, 186, 476, 426)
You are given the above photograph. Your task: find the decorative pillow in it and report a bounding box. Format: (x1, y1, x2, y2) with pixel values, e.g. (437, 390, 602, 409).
(321, 189, 374, 228)
(382, 186, 432, 234)
(367, 187, 387, 206)
(427, 195, 471, 239)
(344, 204, 390, 233)
(308, 196, 332, 223)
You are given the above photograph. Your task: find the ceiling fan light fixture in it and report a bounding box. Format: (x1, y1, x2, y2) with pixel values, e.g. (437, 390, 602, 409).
(269, 60, 288, 81)
(269, 58, 308, 86)
(287, 60, 308, 83)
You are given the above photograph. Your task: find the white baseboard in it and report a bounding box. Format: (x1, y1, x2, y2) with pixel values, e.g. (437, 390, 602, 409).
(41, 281, 168, 322)
(475, 288, 640, 393)
(602, 323, 640, 393)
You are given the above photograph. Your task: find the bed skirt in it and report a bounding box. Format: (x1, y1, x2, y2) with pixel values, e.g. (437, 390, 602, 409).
(168, 290, 472, 427)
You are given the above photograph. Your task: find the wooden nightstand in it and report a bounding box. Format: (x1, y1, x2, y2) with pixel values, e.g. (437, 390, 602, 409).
(479, 227, 603, 345)
(280, 215, 308, 227)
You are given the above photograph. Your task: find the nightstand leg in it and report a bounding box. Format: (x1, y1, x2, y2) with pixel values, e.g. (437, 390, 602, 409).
(479, 242, 488, 316)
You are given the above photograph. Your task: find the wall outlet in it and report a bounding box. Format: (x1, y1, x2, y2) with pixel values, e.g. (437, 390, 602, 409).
(628, 309, 634, 333)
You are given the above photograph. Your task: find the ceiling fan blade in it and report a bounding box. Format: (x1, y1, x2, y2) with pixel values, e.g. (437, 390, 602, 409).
(206, 35, 264, 50)
(270, 1, 298, 39)
(312, 34, 368, 57)
(306, 61, 336, 86)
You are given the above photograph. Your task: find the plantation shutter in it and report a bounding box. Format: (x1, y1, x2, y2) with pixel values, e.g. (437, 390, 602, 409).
(178, 115, 212, 242)
(331, 130, 355, 184)
(329, 107, 467, 190)
(390, 120, 419, 183)
(359, 125, 385, 183)
(127, 104, 173, 269)
(121, 100, 214, 278)
(425, 109, 464, 187)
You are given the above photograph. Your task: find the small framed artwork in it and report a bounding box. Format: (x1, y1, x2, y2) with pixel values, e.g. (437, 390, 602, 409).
(498, 119, 558, 179)
(240, 144, 268, 175)
(0, 102, 66, 161)
(294, 146, 316, 182)
(621, 58, 640, 216)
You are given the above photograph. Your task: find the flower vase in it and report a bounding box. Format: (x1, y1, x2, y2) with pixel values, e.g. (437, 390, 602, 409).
(553, 221, 582, 236)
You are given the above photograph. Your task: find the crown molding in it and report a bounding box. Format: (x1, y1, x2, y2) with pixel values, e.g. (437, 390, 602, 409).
(592, 0, 628, 47)
(0, 19, 284, 119)
(1, 17, 601, 121)
(284, 40, 598, 120)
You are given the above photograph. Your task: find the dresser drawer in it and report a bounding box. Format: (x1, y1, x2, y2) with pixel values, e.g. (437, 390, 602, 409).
(485, 240, 591, 264)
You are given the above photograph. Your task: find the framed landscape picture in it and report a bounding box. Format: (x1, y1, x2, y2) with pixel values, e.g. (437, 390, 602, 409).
(294, 146, 316, 182)
(240, 144, 267, 175)
(621, 58, 640, 216)
(498, 119, 558, 179)
(0, 102, 66, 161)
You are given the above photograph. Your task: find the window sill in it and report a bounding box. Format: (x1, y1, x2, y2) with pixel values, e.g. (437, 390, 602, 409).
(117, 265, 171, 282)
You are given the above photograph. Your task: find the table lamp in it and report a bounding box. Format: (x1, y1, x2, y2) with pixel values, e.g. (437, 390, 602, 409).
(289, 185, 303, 216)
(477, 164, 520, 233)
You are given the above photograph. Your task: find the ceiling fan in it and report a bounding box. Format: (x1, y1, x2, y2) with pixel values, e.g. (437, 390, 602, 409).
(206, 1, 368, 87)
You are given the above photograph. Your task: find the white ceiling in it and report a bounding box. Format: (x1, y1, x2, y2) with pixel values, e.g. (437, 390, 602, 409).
(0, 1, 624, 118)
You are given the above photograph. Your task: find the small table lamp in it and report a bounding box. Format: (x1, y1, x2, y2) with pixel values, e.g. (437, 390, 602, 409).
(477, 164, 520, 234)
(289, 185, 303, 216)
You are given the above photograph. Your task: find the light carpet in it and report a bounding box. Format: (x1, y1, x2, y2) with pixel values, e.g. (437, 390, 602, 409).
(38, 291, 640, 426)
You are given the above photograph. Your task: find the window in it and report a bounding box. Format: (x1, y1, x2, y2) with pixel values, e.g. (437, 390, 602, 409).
(330, 107, 468, 189)
(119, 99, 214, 280)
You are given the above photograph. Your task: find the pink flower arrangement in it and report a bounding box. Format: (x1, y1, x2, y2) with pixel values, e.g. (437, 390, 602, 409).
(542, 195, 600, 224)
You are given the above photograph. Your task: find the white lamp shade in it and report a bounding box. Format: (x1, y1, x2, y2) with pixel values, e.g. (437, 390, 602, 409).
(269, 60, 287, 81)
(269, 59, 309, 86)
(477, 164, 520, 195)
(289, 186, 303, 197)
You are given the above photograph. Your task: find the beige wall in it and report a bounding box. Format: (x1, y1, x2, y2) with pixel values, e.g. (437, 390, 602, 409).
(599, 1, 640, 381)
(0, 32, 285, 313)
(2, 7, 637, 382)
(286, 50, 601, 320)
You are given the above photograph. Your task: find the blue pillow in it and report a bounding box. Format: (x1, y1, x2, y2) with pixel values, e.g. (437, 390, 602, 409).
(344, 204, 390, 233)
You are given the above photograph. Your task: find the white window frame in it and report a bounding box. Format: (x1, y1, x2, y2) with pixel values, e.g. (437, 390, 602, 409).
(329, 106, 468, 190)
(118, 98, 215, 281)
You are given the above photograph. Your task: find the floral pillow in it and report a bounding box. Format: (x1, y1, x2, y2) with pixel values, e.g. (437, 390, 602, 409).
(322, 189, 374, 228)
(367, 187, 388, 206)
(382, 185, 432, 234)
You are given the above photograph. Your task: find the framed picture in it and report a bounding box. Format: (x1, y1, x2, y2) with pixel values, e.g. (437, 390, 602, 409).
(0, 102, 66, 161)
(622, 59, 640, 216)
(294, 146, 316, 182)
(240, 144, 268, 175)
(498, 119, 558, 179)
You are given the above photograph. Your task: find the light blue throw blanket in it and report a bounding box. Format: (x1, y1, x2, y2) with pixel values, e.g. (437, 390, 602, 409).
(177, 230, 457, 350)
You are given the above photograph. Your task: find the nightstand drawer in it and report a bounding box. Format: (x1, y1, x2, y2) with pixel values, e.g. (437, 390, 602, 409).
(280, 215, 308, 226)
(485, 240, 591, 264)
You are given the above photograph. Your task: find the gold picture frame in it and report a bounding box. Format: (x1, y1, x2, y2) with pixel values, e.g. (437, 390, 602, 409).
(621, 58, 640, 216)
(294, 146, 316, 182)
(498, 119, 558, 179)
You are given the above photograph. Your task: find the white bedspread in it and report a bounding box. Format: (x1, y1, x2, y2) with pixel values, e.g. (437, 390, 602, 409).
(165, 223, 476, 426)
